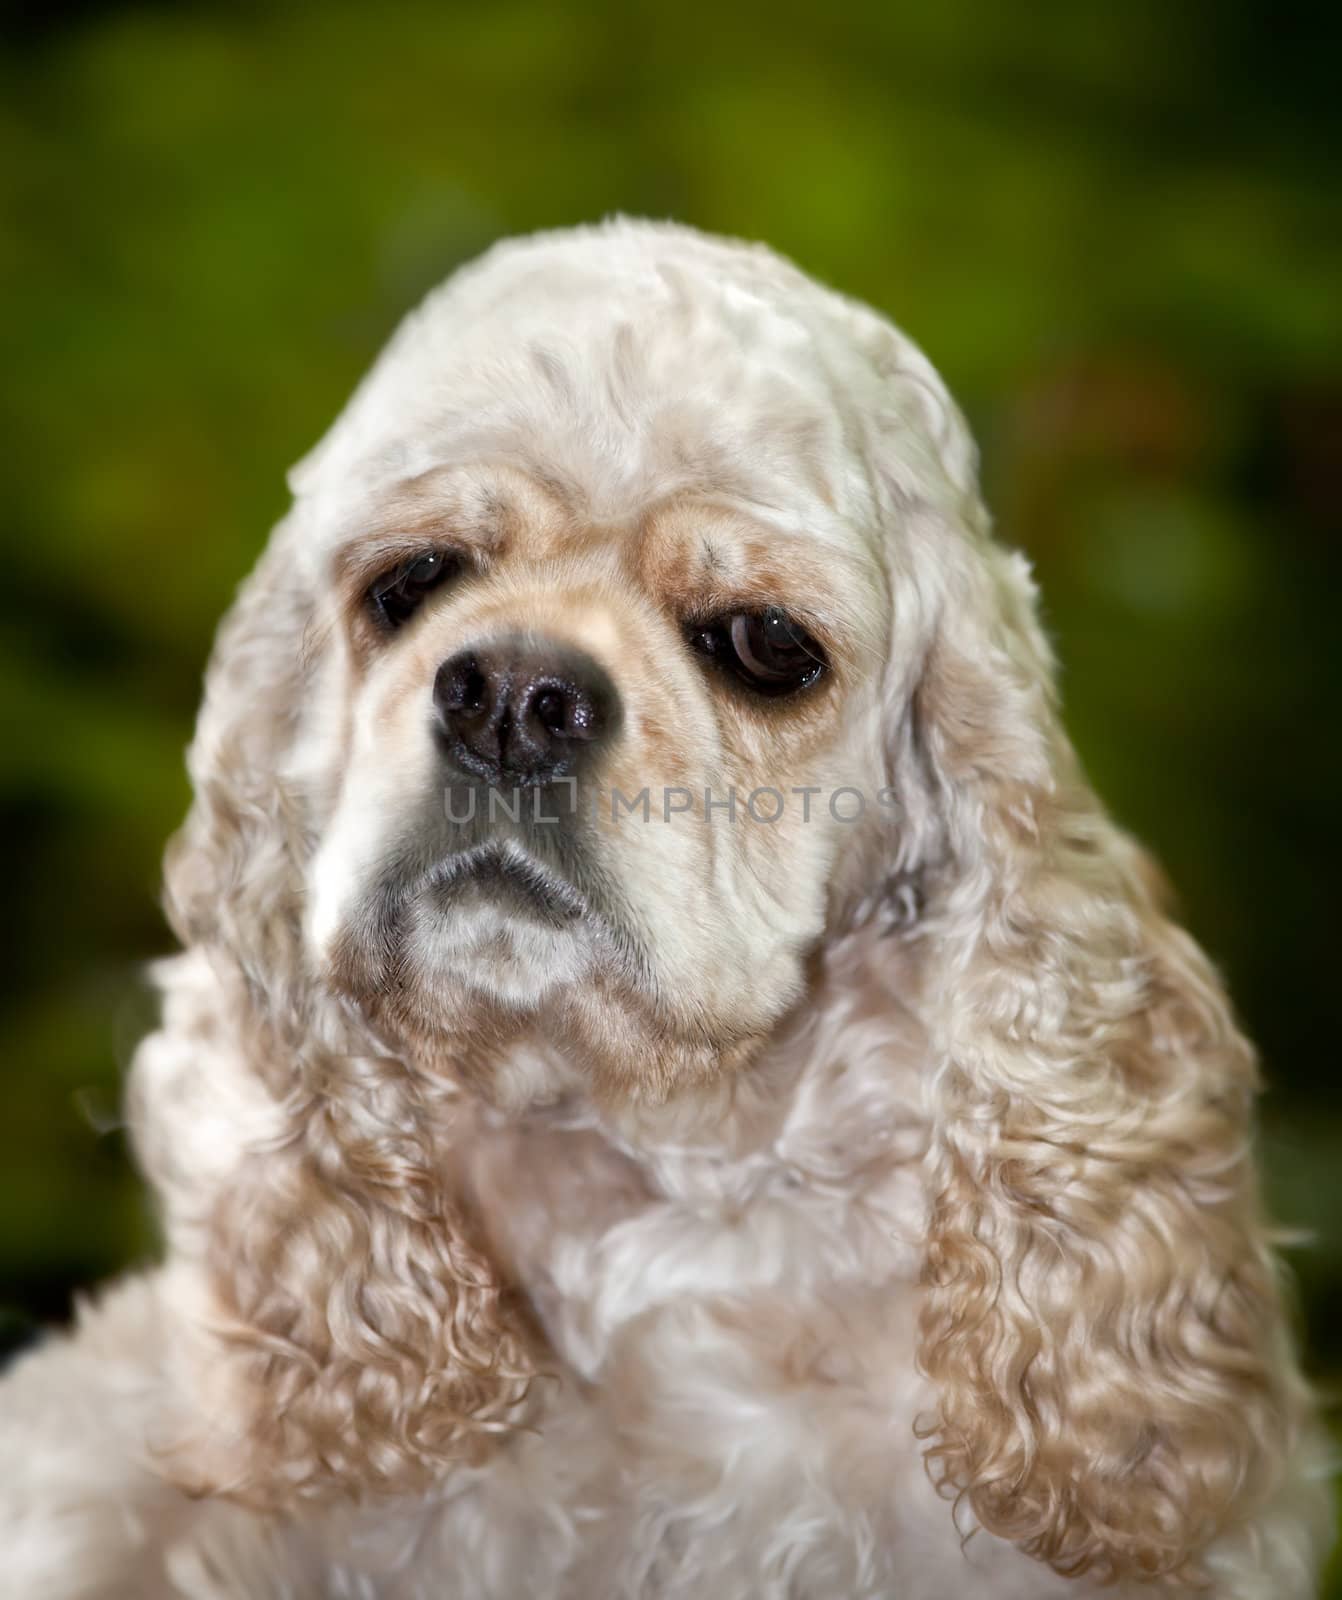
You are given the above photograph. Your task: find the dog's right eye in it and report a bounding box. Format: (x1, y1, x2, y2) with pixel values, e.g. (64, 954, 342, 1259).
(366, 549, 461, 630)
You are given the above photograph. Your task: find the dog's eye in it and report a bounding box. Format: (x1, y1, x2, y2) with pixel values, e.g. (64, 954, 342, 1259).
(366, 549, 461, 630)
(685, 607, 828, 696)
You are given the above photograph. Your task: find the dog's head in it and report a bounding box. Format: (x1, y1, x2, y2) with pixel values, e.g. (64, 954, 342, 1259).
(305, 253, 934, 1104)
(154, 222, 1296, 1580)
(179, 223, 976, 1105)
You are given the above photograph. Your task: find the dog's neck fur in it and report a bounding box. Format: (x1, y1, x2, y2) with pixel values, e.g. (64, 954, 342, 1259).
(474, 916, 932, 1256)
(460, 917, 934, 1394)
(600, 916, 929, 1165)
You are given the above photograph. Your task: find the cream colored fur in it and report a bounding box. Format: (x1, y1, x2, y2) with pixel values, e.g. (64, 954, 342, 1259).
(0, 221, 1332, 1598)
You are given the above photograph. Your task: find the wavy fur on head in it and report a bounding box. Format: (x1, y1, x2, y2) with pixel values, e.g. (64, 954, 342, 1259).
(0, 220, 1330, 1598)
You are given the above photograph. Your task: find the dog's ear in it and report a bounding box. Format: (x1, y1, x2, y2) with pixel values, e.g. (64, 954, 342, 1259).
(866, 362, 1302, 1583)
(161, 522, 310, 1006)
(139, 519, 533, 1503)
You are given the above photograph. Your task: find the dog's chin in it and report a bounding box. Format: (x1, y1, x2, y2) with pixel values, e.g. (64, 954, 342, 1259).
(412, 901, 591, 1010)
(408, 842, 594, 1009)
(329, 839, 772, 1107)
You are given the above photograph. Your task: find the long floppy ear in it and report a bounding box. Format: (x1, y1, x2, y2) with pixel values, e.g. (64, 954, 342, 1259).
(865, 361, 1306, 1582)
(135, 516, 533, 1503)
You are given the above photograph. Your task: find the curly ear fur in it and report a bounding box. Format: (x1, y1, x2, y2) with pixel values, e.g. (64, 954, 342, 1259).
(885, 487, 1303, 1581)
(135, 521, 534, 1504)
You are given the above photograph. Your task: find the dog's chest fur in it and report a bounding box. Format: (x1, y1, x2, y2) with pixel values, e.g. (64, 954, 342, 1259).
(375, 992, 1082, 1598)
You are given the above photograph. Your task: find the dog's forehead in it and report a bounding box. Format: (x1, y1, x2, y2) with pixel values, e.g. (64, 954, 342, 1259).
(290, 226, 910, 560)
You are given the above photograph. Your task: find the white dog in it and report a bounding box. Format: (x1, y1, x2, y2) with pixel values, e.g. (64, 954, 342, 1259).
(1, 221, 1332, 1598)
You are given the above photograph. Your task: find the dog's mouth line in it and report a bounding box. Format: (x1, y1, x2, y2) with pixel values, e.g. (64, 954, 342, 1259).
(423, 840, 588, 926)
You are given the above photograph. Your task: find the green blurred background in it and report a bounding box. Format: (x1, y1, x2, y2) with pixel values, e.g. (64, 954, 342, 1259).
(2, 0, 1339, 1571)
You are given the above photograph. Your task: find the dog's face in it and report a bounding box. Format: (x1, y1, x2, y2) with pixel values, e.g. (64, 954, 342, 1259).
(286, 231, 933, 1102)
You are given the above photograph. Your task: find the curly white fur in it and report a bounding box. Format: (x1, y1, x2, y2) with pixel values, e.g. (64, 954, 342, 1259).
(0, 221, 1332, 1599)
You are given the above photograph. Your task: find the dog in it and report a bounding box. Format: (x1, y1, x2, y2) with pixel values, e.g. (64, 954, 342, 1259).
(1, 220, 1331, 1598)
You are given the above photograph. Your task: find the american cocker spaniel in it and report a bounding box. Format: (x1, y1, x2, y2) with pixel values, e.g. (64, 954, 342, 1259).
(1, 221, 1332, 1599)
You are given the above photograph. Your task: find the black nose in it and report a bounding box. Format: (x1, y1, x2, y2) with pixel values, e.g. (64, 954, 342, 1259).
(433, 635, 620, 786)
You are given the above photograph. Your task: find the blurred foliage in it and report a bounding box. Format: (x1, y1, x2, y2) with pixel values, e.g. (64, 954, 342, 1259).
(1, 0, 1339, 1574)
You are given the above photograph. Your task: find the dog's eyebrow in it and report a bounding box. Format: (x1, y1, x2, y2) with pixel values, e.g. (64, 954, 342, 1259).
(364, 478, 506, 543)
(699, 535, 725, 576)
(367, 458, 579, 545)
(327, 468, 527, 579)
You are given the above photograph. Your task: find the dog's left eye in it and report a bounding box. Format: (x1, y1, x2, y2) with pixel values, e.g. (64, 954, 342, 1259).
(366, 549, 461, 630)
(685, 607, 828, 696)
